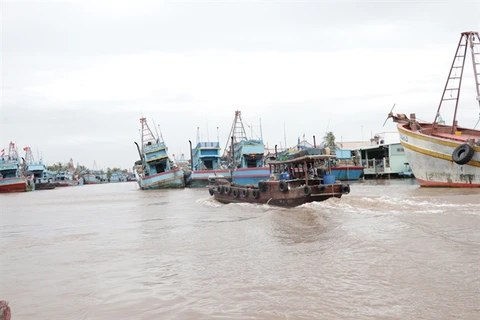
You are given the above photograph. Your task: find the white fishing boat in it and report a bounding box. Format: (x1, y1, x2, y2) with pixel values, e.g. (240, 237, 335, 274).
(388, 31, 480, 187)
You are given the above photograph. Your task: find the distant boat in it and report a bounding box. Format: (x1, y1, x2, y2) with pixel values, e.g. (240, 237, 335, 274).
(329, 149, 363, 181)
(388, 31, 480, 187)
(209, 155, 350, 207)
(51, 158, 83, 187)
(22, 147, 56, 190)
(0, 142, 28, 193)
(134, 117, 185, 189)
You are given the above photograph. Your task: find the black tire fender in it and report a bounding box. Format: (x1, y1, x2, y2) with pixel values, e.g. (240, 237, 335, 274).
(278, 180, 288, 192)
(232, 188, 239, 198)
(241, 188, 249, 198)
(258, 181, 267, 192)
(318, 184, 325, 192)
(252, 189, 260, 199)
(224, 186, 231, 194)
(303, 185, 312, 196)
(209, 187, 214, 196)
(216, 185, 224, 194)
(452, 144, 474, 165)
(341, 184, 350, 194)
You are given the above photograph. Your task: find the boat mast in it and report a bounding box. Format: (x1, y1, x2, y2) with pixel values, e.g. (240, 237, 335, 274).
(24, 147, 34, 164)
(433, 31, 480, 133)
(223, 110, 248, 157)
(139, 117, 157, 152)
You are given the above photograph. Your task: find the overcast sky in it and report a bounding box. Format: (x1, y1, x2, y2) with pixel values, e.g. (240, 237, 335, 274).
(1, 0, 480, 170)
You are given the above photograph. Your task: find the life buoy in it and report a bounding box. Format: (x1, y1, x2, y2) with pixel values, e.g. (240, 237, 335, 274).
(252, 189, 259, 199)
(452, 144, 474, 165)
(232, 188, 239, 198)
(224, 186, 231, 194)
(258, 181, 267, 192)
(216, 185, 224, 194)
(278, 180, 288, 192)
(209, 187, 214, 196)
(241, 188, 249, 198)
(341, 184, 350, 194)
(303, 185, 312, 196)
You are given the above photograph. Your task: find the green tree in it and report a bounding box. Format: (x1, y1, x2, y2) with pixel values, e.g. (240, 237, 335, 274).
(323, 131, 336, 148)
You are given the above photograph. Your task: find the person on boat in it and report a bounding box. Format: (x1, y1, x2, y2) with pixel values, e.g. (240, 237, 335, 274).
(283, 167, 291, 180)
(307, 164, 315, 179)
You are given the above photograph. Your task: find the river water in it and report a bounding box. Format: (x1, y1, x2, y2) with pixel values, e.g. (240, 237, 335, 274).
(1, 180, 479, 319)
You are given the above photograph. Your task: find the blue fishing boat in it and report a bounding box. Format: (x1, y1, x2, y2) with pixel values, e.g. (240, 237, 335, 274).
(0, 142, 28, 193)
(23, 147, 56, 190)
(185, 139, 230, 188)
(224, 111, 270, 185)
(134, 117, 185, 189)
(330, 149, 364, 181)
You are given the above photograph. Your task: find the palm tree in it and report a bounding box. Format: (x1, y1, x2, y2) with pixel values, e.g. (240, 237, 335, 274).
(323, 131, 336, 148)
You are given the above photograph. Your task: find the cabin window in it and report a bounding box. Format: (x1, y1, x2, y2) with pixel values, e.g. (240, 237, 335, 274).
(245, 158, 257, 168)
(155, 162, 166, 173)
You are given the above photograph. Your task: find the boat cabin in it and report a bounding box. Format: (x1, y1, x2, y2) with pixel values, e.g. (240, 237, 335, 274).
(267, 155, 336, 185)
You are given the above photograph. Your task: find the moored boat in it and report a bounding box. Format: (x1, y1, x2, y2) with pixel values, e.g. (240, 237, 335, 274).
(134, 117, 185, 189)
(209, 155, 350, 207)
(0, 142, 28, 193)
(185, 138, 230, 188)
(224, 110, 270, 185)
(23, 147, 57, 190)
(388, 31, 480, 187)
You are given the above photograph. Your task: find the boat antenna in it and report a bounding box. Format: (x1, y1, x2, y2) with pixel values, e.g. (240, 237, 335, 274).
(152, 118, 160, 142)
(206, 117, 210, 141)
(283, 122, 287, 151)
(259, 118, 263, 142)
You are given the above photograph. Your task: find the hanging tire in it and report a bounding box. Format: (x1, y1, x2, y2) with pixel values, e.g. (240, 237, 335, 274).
(278, 180, 288, 192)
(252, 189, 260, 199)
(232, 188, 239, 198)
(258, 181, 267, 192)
(224, 186, 231, 194)
(209, 187, 214, 196)
(341, 184, 350, 194)
(216, 185, 224, 194)
(241, 188, 249, 198)
(303, 185, 312, 196)
(452, 144, 474, 165)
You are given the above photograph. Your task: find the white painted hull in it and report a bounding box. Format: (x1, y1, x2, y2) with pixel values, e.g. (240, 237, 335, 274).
(398, 124, 480, 187)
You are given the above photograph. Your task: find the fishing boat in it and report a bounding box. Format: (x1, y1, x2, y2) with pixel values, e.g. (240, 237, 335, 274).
(223, 110, 270, 185)
(185, 139, 230, 188)
(209, 155, 350, 207)
(387, 31, 480, 187)
(0, 142, 28, 193)
(134, 117, 185, 189)
(22, 147, 56, 190)
(51, 158, 83, 186)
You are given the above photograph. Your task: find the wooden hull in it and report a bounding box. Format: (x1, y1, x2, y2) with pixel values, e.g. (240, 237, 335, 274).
(397, 123, 480, 187)
(210, 180, 350, 208)
(0, 177, 28, 193)
(34, 182, 57, 190)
